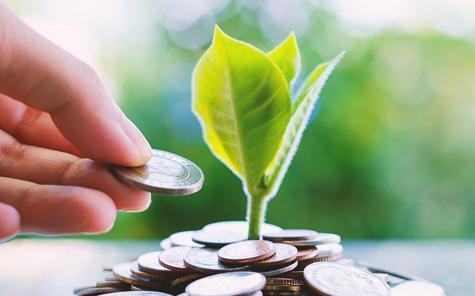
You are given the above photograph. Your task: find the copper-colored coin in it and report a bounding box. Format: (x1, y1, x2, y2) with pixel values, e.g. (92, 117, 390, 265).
(263, 284, 303, 292)
(297, 247, 319, 261)
(131, 263, 171, 281)
(192, 229, 246, 247)
(218, 240, 275, 264)
(112, 262, 165, 289)
(184, 248, 249, 273)
(137, 252, 178, 277)
(159, 247, 192, 272)
(251, 243, 297, 268)
(263, 229, 318, 242)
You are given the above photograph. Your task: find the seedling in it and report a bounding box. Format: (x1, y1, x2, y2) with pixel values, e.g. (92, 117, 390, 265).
(192, 26, 344, 239)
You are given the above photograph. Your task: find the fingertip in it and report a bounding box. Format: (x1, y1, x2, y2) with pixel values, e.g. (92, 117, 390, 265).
(121, 191, 151, 212)
(119, 116, 153, 166)
(0, 203, 20, 241)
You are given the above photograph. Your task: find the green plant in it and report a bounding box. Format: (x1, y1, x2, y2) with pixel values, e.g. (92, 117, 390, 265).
(192, 26, 344, 239)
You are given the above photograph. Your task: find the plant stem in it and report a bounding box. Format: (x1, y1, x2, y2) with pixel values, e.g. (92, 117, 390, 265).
(247, 195, 268, 240)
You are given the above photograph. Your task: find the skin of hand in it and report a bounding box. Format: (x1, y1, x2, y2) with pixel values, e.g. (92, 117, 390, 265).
(0, 4, 153, 242)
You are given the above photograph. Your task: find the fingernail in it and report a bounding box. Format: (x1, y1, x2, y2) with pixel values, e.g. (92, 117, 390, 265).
(120, 117, 153, 165)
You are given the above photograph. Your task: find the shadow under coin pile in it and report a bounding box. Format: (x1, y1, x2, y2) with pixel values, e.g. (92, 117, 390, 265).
(74, 221, 445, 296)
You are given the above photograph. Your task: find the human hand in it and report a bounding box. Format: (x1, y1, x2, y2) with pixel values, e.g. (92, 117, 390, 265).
(0, 4, 153, 241)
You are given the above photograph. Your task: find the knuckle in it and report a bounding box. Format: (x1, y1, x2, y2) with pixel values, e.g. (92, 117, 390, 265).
(0, 138, 25, 177)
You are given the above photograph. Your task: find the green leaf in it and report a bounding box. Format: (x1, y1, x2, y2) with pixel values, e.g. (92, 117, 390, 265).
(192, 26, 292, 192)
(264, 52, 345, 194)
(268, 32, 301, 87)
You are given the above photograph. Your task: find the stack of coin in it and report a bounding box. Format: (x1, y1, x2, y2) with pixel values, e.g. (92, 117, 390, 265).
(74, 221, 445, 296)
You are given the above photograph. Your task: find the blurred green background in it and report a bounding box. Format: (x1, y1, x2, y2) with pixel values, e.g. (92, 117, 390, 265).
(7, 0, 475, 239)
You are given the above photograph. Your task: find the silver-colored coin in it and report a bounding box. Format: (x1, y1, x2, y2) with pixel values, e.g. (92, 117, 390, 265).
(318, 243, 343, 257)
(170, 231, 204, 248)
(203, 221, 282, 236)
(283, 233, 341, 247)
(110, 149, 204, 195)
(304, 262, 390, 296)
(192, 229, 246, 247)
(184, 248, 248, 273)
(160, 238, 173, 250)
(185, 271, 266, 296)
(260, 261, 298, 277)
(391, 281, 445, 296)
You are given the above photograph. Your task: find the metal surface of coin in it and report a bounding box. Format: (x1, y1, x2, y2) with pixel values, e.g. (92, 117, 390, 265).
(304, 262, 390, 296)
(391, 281, 445, 296)
(170, 231, 204, 248)
(160, 238, 173, 250)
(137, 252, 175, 276)
(74, 286, 125, 296)
(131, 263, 170, 281)
(159, 246, 192, 271)
(260, 261, 298, 277)
(266, 278, 304, 286)
(263, 284, 303, 292)
(264, 229, 318, 241)
(96, 280, 130, 288)
(106, 292, 173, 296)
(192, 229, 246, 247)
(110, 149, 204, 195)
(203, 221, 282, 236)
(318, 243, 343, 257)
(185, 271, 266, 296)
(184, 248, 248, 273)
(113, 262, 165, 288)
(170, 274, 205, 289)
(252, 243, 298, 268)
(218, 240, 275, 264)
(296, 247, 319, 261)
(283, 233, 341, 247)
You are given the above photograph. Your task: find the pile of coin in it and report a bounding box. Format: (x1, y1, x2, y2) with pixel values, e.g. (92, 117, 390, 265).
(74, 221, 445, 296)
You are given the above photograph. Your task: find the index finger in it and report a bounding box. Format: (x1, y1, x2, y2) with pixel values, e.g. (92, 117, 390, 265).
(0, 4, 152, 166)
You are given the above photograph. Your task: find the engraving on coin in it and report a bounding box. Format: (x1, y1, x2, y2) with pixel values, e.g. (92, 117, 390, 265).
(252, 243, 298, 268)
(184, 248, 248, 273)
(110, 149, 204, 195)
(304, 262, 390, 296)
(391, 281, 445, 296)
(185, 271, 266, 296)
(218, 240, 276, 264)
(264, 229, 318, 242)
(192, 229, 246, 247)
(159, 247, 192, 272)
